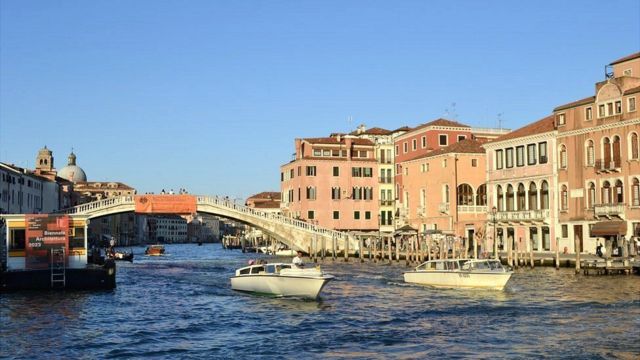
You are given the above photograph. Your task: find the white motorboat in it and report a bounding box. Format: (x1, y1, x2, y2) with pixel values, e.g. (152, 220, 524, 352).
(230, 262, 334, 299)
(403, 259, 513, 290)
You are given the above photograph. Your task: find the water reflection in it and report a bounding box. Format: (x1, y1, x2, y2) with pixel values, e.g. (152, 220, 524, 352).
(1, 243, 639, 359)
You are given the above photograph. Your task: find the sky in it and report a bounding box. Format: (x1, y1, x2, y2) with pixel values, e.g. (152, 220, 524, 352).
(1, 0, 638, 200)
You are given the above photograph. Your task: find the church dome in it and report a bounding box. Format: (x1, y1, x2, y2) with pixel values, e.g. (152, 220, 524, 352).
(58, 151, 87, 182)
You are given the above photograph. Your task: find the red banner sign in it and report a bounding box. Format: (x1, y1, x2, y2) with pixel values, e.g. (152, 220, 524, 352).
(25, 214, 69, 269)
(134, 195, 196, 214)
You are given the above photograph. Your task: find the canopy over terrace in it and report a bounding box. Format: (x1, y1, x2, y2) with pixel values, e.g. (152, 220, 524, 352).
(590, 221, 627, 237)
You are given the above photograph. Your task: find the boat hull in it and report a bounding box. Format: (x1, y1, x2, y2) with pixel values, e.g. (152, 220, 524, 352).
(404, 271, 512, 290)
(230, 275, 333, 299)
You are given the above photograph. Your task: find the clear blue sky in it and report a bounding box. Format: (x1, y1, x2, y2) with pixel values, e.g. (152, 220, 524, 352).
(1, 0, 638, 199)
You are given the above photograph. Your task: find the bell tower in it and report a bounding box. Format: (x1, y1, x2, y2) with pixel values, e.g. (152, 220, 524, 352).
(35, 146, 54, 172)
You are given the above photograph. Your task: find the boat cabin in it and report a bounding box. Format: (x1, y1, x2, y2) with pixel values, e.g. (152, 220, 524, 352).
(461, 259, 505, 271)
(416, 259, 468, 271)
(237, 263, 293, 276)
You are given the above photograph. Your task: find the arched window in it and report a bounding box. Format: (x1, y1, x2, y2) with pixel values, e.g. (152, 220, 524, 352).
(476, 184, 487, 206)
(632, 178, 640, 207)
(602, 181, 611, 204)
(528, 182, 538, 210)
(586, 140, 595, 166)
(39, 159, 43, 165)
(560, 145, 567, 169)
(602, 137, 611, 170)
(457, 184, 474, 205)
(588, 182, 596, 208)
(631, 133, 639, 160)
(612, 136, 621, 168)
(506, 185, 515, 211)
(517, 183, 526, 211)
(497, 185, 504, 211)
(541, 181, 549, 209)
(561, 185, 568, 210)
(615, 180, 624, 204)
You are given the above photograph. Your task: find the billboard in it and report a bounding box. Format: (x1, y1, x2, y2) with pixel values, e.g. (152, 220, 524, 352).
(134, 195, 196, 214)
(25, 214, 69, 269)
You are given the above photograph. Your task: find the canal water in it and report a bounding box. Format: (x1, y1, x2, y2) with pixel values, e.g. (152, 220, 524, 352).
(1, 243, 639, 359)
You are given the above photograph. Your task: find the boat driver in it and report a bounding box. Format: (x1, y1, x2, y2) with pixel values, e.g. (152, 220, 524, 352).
(292, 251, 304, 268)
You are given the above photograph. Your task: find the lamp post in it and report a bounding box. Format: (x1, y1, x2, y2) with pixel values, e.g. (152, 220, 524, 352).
(492, 206, 498, 260)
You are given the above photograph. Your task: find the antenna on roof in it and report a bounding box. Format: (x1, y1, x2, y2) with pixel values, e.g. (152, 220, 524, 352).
(444, 102, 458, 120)
(497, 113, 504, 130)
(347, 115, 353, 132)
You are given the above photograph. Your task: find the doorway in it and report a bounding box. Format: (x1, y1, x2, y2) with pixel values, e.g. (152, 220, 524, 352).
(574, 225, 583, 253)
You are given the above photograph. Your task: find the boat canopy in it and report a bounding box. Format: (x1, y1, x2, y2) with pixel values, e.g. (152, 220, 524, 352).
(590, 221, 626, 237)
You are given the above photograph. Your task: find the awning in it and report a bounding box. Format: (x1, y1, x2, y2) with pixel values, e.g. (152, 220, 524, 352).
(590, 221, 627, 237)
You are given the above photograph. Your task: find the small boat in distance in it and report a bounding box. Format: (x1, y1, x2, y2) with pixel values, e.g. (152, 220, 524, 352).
(231, 262, 334, 299)
(145, 244, 165, 256)
(113, 251, 134, 262)
(404, 259, 513, 290)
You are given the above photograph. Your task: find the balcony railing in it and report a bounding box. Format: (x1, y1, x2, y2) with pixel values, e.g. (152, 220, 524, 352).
(595, 159, 621, 172)
(439, 203, 450, 214)
(378, 158, 393, 164)
(494, 209, 550, 222)
(379, 200, 394, 206)
(457, 205, 487, 213)
(594, 203, 625, 218)
(378, 177, 393, 184)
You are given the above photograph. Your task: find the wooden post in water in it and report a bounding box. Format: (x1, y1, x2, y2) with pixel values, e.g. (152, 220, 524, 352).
(426, 238, 431, 261)
(388, 236, 393, 263)
(344, 236, 349, 262)
(332, 236, 337, 261)
(529, 237, 535, 268)
(574, 234, 581, 274)
(555, 237, 560, 270)
(473, 235, 477, 259)
(452, 237, 457, 259)
(396, 238, 400, 263)
(322, 236, 326, 262)
(506, 237, 512, 267)
(359, 237, 364, 263)
(368, 238, 372, 261)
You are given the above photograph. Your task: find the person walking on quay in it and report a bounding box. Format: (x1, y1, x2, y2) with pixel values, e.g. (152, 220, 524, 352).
(596, 241, 603, 257)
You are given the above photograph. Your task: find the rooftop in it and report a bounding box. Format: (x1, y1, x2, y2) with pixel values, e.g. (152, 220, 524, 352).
(553, 96, 595, 112)
(302, 137, 375, 146)
(247, 191, 281, 200)
(412, 118, 471, 131)
(489, 115, 556, 143)
(402, 138, 485, 162)
(609, 52, 640, 65)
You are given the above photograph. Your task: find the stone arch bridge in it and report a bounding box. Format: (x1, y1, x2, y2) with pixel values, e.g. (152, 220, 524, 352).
(58, 195, 356, 253)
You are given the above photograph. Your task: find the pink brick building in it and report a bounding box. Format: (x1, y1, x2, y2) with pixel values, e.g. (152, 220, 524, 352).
(280, 136, 379, 231)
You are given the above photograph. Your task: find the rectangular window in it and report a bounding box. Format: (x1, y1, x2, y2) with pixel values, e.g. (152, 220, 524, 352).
(496, 150, 504, 169)
(333, 166, 339, 176)
(403, 142, 408, 153)
(313, 149, 321, 156)
(539, 142, 548, 164)
(472, 159, 477, 167)
(412, 139, 417, 150)
(557, 113, 566, 125)
(585, 107, 593, 120)
(442, 159, 447, 168)
(421, 136, 426, 148)
(629, 97, 637, 112)
(615, 100, 622, 114)
(457, 135, 466, 142)
(607, 102, 613, 115)
(421, 164, 426, 172)
(395, 145, 399, 156)
(359, 150, 368, 158)
(505, 148, 514, 168)
(363, 168, 372, 177)
(365, 211, 371, 220)
(331, 187, 341, 200)
(297, 166, 301, 176)
(527, 144, 536, 165)
(562, 225, 568, 238)
(308, 211, 315, 220)
(439, 135, 448, 146)
(290, 169, 294, 179)
(354, 211, 360, 220)
(306, 166, 316, 176)
(333, 211, 339, 220)
(598, 104, 605, 117)
(352, 167, 362, 177)
(280, 172, 284, 182)
(516, 146, 525, 167)
(306, 187, 316, 200)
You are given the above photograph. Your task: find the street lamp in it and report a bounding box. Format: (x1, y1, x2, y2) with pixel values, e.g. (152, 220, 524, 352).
(492, 206, 498, 260)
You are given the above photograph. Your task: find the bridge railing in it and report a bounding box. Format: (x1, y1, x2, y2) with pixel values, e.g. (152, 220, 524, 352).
(197, 196, 351, 241)
(58, 196, 135, 215)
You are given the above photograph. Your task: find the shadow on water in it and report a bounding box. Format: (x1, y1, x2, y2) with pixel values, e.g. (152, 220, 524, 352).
(2, 243, 639, 359)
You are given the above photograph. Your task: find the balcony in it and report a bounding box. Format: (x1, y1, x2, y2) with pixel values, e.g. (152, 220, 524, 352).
(494, 209, 550, 223)
(379, 158, 393, 164)
(378, 177, 393, 184)
(457, 205, 487, 213)
(379, 199, 394, 206)
(594, 203, 625, 219)
(595, 159, 621, 173)
(439, 203, 450, 214)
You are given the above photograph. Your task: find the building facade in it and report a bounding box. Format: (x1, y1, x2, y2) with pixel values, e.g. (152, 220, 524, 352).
(484, 115, 560, 254)
(400, 139, 488, 242)
(553, 52, 640, 253)
(280, 135, 379, 231)
(1, 162, 60, 215)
